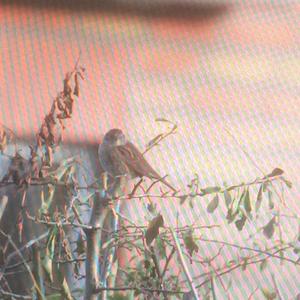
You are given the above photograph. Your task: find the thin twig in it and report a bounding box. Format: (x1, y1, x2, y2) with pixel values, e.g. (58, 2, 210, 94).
(0, 289, 32, 299)
(94, 285, 185, 294)
(0, 230, 45, 299)
(199, 238, 297, 265)
(161, 247, 176, 278)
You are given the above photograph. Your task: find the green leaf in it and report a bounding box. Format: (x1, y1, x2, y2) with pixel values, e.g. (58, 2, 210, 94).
(268, 190, 274, 210)
(189, 198, 194, 209)
(226, 208, 239, 224)
(243, 189, 252, 214)
(145, 214, 164, 246)
(207, 194, 219, 213)
(255, 184, 263, 213)
(39, 185, 56, 215)
(60, 277, 73, 300)
(235, 214, 247, 231)
(224, 190, 232, 208)
(227, 278, 232, 290)
(46, 294, 61, 300)
(263, 182, 269, 192)
(108, 294, 130, 300)
(201, 186, 221, 195)
(42, 227, 57, 283)
(229, 188, 245, 220)
(156, 236, 166, 259)
(263, 217, 276, 239)
(183, 231, 199, 257)
(281, 177, 292, 189)
(42, 254, 53, 283)
(260, 259, 268, 271)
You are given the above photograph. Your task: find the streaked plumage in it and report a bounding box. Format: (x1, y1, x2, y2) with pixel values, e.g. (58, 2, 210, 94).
(98, 129, 176, 192)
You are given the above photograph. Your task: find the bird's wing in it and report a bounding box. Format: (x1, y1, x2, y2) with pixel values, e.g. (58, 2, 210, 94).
(103, 145, 130, 177)
(116, 142, 161, 179)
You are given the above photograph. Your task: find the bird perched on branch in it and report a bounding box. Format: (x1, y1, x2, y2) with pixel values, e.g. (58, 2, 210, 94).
(98, 129, 177, 195)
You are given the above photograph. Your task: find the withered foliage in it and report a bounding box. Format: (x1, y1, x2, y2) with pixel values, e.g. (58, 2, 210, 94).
(0, 124, 15, 153)
(36, 65, 85, 165)
(1, 62, 84, 187)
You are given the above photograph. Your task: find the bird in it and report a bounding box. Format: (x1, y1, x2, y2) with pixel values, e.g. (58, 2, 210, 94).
(98, 128, 177, 194)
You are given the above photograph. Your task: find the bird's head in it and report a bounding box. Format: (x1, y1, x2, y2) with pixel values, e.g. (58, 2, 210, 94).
(103, 129, 127, 146)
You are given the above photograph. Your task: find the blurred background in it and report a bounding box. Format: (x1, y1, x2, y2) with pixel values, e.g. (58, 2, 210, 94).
(0, 0, 299, 298)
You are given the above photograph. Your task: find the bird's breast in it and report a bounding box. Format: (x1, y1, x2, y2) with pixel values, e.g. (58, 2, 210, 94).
(98, 143, 129, 177)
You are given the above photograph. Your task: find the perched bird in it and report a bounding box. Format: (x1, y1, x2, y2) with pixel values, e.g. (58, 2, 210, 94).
(98, 129, 177, 193)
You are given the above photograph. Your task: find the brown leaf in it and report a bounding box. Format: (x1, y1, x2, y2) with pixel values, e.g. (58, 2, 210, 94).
(0, 124, 14, 152)
(146, 134, 163, 148)
(264, 168, 284, 178)
(74, 73, 79, 96)
(145, 214, 164, 246)
(207, 194, 219, 213)
(63, 72, 72, 96)
(263, 217, 276, 239)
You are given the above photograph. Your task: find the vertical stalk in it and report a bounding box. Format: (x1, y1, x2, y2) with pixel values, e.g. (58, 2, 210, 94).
(32, 243, 46, 300)
(0, 195, 8, 221)
(84, 192, 109, 300)
(170, 229, 199, 300)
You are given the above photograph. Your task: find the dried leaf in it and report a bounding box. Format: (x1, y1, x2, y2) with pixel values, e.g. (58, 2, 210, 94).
(155, 118, 173, 123)
(263, 217, 276, 239)
(145, 214, 164, 246)
(207, 194, 219, 213)
(261, 288, 277, 300)
(0, 124, 14, 152)
(242, 258, 248, 271)
(265, 168, 284, 178)
(63, 72, 72, 96)
(146, 134, 163, 148)
(74, 73, 79, 96)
